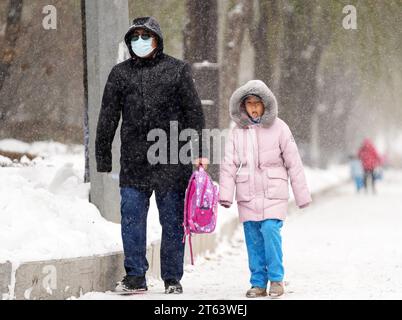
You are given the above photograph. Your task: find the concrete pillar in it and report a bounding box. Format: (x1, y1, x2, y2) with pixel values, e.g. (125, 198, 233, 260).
(85, 0, 129, 222)
(0, 262, 12, 298)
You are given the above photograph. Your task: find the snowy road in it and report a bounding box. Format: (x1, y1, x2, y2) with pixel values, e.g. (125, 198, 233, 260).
(77, 170, 402, 300)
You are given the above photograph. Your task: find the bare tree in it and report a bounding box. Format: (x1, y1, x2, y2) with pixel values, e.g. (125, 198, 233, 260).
(0, 0, 23, 121)
(184, 0, 218, 63)
(0, 0, 84, 143)
(277, 0, 332, 158)
(219, 0, 253, 129)
(249, 0, 282, 92)
(183, 0, 220, 179)
(317, 61, 360, 167)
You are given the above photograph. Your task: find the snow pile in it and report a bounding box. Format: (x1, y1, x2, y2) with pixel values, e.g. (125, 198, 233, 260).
(0, 155, 13, 167)
(303, 165, 349, 194)
(0, 139, 122, 264)
(0, 139, 81, 158)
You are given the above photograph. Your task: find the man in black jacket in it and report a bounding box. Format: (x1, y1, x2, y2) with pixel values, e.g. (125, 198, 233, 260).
(95, 17, 208, 294)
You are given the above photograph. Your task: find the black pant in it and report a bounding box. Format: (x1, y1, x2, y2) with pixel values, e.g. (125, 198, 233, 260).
(363, 170, 376, 193)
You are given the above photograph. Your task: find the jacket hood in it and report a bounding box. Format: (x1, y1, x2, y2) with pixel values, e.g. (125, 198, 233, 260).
(229, 80, 278, 128)
(363, 138, 374, 147)
(124, 17, 164, 59)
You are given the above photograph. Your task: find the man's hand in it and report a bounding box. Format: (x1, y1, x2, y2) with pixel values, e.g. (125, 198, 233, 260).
(193, 158, 209, 170)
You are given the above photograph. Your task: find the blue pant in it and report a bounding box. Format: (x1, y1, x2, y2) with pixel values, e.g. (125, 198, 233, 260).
(120, 187, 185, 281)
(354, 176, 364, 191)
(243, 219, 284, 288)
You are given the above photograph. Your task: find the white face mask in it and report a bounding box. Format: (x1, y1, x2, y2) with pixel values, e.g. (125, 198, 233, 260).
(131, 37, 155, 58)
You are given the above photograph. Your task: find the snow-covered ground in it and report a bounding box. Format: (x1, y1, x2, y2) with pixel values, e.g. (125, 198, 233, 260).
(0, 139, 349, 274)
(0, 139, 122, 265)
(77, 170, 402, 300)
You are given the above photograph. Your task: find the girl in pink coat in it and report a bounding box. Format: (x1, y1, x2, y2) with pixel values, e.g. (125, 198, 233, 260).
(219, 80, 312, 298)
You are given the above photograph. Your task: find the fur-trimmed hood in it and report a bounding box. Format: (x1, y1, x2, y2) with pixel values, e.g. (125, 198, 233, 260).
(229, 80, 278, 128)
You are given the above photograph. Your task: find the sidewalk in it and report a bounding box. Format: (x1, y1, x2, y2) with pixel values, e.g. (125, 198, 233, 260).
(78, 170, 402, 300)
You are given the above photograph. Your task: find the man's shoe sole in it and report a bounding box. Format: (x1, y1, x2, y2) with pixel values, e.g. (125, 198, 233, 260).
(112, 288, 148, 295)
(115, 282, 148, 294)
(165, 286, 183, 294)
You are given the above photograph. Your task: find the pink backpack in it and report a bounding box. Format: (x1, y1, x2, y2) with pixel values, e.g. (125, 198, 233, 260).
(183, 165, 219, 265)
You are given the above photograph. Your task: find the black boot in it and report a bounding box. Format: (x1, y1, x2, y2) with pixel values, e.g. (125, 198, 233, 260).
(115, 275, 148, 293)
(164, 279, 183, 294)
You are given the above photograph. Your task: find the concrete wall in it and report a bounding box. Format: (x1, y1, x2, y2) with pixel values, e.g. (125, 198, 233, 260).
(4, 253, 125, 300)
(0, 262, 12, 299)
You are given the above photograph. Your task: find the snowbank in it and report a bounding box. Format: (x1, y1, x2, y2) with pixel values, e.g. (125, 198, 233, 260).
(0, 139, 82, 159)
(0, 155, 13, 167)
(0, 139, 122, 264)
(303, 165, 349, 194)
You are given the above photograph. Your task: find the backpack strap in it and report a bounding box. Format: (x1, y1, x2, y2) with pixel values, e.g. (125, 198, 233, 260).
(182, 171, 197, 265)
(182, 227, 194, 265)
(189, 233, 194, 265)
(200, 174, 208, 207)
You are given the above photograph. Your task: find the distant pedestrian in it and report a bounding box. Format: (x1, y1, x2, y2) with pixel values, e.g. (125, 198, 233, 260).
(358, 138, 382, 194)
(348, 154, 364, 192)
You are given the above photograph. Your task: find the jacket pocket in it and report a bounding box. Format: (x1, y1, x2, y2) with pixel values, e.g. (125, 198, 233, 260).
(264, 167, 289, 200)
(235, 174, 251, 202)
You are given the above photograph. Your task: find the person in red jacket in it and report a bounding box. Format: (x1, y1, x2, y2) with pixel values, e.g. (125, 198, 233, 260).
(358, 138, 382, 194)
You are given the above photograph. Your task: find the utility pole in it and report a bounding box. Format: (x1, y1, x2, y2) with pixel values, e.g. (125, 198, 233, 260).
(82, 0, 129, 222)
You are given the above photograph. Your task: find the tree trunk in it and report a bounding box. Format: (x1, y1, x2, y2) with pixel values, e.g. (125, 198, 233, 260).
(250, 0, 281, 91)
(184, 0, 218, 63)
(277, 0, 331, 161)
(317, 61, 360, 167)
(183, 0, 220, 179)
(219, 0, 253, 129)
(0, 0, 23, 121)
(278, 1, 302, 140)
(81, 0, 90, 183)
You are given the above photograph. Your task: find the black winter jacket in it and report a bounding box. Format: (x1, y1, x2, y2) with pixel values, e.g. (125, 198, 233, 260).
(95, 17, 207, 192)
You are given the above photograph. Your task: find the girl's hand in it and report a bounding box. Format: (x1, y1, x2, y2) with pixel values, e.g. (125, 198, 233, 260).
(219, 200, 232, 208)
(299, 203, 310, 209)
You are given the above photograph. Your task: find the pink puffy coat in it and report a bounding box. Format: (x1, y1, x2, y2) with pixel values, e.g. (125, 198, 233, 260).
(219, 80, 312, 223)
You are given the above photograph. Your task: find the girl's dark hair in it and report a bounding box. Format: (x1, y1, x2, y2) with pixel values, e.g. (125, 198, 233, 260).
(241, 94, 263, 110)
